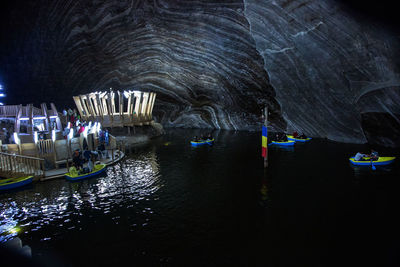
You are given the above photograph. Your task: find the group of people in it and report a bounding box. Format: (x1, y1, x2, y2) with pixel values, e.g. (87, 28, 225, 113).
(70, 148, 101, 175)
(354, 149, 379, 161)
(63, 108, 80, 126)
(272, 131, 308, 142)
(193, 133, 213, 142)
(0, 127, 12, 144)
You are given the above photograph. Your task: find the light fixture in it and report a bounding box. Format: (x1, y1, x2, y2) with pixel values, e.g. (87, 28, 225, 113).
(34, 131, 38, 144)
(52, 129, 56, 142)
(13, 132, 20, 145)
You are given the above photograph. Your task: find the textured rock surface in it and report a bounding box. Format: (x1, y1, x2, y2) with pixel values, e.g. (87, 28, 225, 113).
(1, 0, 400, 146)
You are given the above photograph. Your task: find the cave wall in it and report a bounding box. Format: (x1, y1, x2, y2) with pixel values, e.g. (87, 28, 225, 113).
(1, 0, 399, 146)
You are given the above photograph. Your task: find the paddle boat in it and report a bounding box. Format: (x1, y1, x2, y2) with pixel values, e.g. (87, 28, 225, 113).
(65, 164, 107, 181)
(349, 157, 396, 166)
(270, 140, 295, 146)
(286, 135, 312, 142)
(0, 176, 33, 192)
(191, 138, 214, 147)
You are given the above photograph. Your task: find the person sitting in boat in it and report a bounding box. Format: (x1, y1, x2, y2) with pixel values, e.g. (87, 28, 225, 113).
(369, 149, 379, 161)
(293, 131, 299, 138)
(72, 149, 83, 169)
(87, 154, 95, 173)
(354, 152, 367, 161)
(193, 136, 199, 142)
(207, 133, 213, 140)
(83, 150, 92, 163)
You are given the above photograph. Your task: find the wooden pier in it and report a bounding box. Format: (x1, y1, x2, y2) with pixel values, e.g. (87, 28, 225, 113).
(73, 90, 156, 129)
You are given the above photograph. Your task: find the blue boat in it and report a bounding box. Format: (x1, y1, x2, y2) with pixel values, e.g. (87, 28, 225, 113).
(287, 135, 312, 142)
(349, 157, 396, 166)
(65, 164, 107, 181)
(191, 139, 214, 147)
(0, 176, 33, 192)
(270, 140, 295, 146)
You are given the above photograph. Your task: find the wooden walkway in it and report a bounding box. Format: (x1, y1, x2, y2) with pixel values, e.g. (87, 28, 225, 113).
(41, 149, 125, 181)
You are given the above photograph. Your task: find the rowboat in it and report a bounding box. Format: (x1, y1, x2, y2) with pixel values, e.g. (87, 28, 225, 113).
(65, 164, 107, 181)
(270, 140, 295, 146)
(0, 176, 33, 191)
(349, 157, 396, 166)
(286, 135, 312, 142)
(191, 139, 214, 146)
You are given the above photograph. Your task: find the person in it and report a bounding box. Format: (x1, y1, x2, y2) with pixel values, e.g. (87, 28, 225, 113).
(207, 133, 213, 140)
(293, 131, 298, 138)
(78, 124, 85, 135)
(62, 108, 67, 117)
(104, 130, 109, 145)
(83, 149, 92, 162)
(98, 141, 107, 159)
(354, 152, 367, 161)
(87, 154, 95, 173)
(369, 149, 379, 161)
(281, 133, 288, 141)
(72, 149, 83, 169)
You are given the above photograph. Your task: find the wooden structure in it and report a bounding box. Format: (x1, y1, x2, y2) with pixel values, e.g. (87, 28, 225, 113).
(73, 90, 156, 128)
(0, 103, 63, 133)
(0, 152, 45, 179)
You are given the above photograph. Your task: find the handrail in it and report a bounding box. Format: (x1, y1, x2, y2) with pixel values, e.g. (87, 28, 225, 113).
(0, 152, 45, 178)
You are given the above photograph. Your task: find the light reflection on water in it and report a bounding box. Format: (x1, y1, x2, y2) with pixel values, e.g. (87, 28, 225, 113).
(0, 148, 161, 243)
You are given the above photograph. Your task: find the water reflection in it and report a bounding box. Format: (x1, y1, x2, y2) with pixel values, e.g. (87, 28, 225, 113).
(0, 147, 161, 243)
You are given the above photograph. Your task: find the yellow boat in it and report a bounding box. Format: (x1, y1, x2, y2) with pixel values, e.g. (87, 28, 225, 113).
(0, 176, 33, 191)
(65, 164, 107, 181)
(349, 157, 396, 166)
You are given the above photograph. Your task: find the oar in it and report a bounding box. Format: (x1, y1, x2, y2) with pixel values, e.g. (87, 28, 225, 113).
(370, 159, 376, 170)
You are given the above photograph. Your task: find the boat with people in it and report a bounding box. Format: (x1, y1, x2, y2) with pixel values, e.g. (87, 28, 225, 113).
(191, 138, 214, 146)
(286, 135, 312, 142)
(270, 140, 295, 146)
(349, 156, 396, 166)
(65, 164, 107, 181)
(0, 176, 33, 191)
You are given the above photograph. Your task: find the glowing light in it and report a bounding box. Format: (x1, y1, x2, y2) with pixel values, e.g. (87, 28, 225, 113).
(123, 91, 130, 98)
(0, 102, 3, 106)
(67, 122, 71, 129)
(49, 115, 58, 119)
(13, 132, 20, 145)
(52, 129, 56, 142)
(0, 93, 5, 97)
(33, 116, 46, 120)
(34, 131, 38, 144)
(19, 117, 30, 121)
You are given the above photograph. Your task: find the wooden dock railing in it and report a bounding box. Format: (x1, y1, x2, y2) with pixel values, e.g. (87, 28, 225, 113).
(0, 152, 45, 179)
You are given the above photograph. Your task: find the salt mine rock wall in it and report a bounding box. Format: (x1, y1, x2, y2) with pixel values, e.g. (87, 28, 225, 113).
(1, 0, 286, 131)
(1, 0, 400, 146)
(243, 0, 400, 145)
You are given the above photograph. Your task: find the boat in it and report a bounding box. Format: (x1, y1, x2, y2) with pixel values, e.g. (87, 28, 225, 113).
(0, 176, 33, 191)
(191, 139, 214, 146)
(286, 135, 312, 142)
(349, 157, 396, 166)
(270, 140, 295, 146)
(65, 164, 107, 181)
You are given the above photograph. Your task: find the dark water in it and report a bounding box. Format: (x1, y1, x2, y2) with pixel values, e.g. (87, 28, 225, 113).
(1, 129, 400, 267)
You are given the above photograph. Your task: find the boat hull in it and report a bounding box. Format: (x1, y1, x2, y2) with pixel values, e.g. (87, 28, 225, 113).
(0, 176, 33, 191)
(65, 164, 107, 181)
(270, 140, 295, 146)
(349, 157, 396, 166)
(287, 135, 312, 142)
(191, 139, 214, 146)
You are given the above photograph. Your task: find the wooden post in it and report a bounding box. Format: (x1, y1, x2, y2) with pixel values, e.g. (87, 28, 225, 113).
(263, 107, 268, 168)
